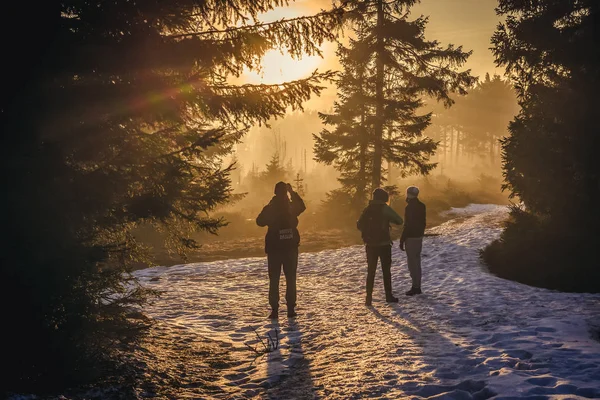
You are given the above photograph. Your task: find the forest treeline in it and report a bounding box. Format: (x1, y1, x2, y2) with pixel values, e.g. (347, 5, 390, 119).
(239, 75, 514, 216)
(2, 0, 597, 396)
(174, 74, 515, 259)
(482, 0, 600, 293)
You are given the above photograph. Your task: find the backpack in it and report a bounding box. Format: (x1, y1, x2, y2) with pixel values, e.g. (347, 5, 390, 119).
(359, 203, 390, 244)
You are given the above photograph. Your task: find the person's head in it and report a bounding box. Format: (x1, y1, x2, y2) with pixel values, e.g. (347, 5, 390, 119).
(274, 181, 288, 197)
(406, 186, 419, 201)
(372, 187, 389, 203)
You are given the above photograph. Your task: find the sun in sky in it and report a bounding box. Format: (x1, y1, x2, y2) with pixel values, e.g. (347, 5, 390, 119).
(240, 0, 502, 85)
(244, 49, 324, 84)
(241, 5, 328, 84)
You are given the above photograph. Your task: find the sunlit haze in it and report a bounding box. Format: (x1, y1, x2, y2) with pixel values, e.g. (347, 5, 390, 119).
(243, 48, 324, 84)
(240, 0, 502, 110)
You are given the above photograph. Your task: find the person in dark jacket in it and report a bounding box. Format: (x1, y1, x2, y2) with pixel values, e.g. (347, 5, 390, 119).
(256, 181, 306, 319)
(357, 188, 404, 306)
(399, 186, 426, 296)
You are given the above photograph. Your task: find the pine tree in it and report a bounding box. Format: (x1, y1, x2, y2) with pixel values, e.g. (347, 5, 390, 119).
(261, 150, 289, 187)
(314, 0, 475, 208)
(1, 0, 346, 392)
(314, 39, 374, 209)
(483, 0, 600, 292)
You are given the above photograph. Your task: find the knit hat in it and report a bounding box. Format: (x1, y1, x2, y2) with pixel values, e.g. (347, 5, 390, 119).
(406, 186, 419, 199)
(372, 187, 389, 202)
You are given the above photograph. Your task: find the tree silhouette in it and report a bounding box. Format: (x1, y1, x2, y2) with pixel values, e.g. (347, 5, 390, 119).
(1, 0, 345, 392)
(483, 0, 600, 293)
(314, 38, 374, 210)
(261, 151, 289, 187)
(314, 0, 475, 209)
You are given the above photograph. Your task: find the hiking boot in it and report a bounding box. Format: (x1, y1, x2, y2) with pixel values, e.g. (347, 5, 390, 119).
(405, 287, 422, 296)
(365, 295, 372, 306)
(386, 295, 399, 303)
(268, 309, 278, 319)
(287, 308, 297, 318)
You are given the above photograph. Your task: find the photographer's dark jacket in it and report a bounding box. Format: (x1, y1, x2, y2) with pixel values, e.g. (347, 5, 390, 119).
(256, 192, 306, 253)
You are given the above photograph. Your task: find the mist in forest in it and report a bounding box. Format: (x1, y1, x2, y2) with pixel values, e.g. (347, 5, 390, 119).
(205, 73, 518, 249)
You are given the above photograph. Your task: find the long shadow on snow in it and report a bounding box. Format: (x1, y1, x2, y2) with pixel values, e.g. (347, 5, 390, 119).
(266, 319, 316, 400)
(395, 236, 600, 399)
(368, 305, 493, 399)
(364, 236, 495, 399)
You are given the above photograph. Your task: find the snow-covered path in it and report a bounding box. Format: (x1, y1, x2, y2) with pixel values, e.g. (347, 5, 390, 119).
(136, 205, 600, 399)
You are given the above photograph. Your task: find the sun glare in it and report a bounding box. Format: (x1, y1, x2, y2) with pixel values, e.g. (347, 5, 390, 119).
(241, 5, 325, 84)
(244, 49, 323, 84)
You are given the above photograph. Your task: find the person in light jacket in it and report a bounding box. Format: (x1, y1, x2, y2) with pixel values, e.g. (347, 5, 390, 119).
(399, 186, 426, 296)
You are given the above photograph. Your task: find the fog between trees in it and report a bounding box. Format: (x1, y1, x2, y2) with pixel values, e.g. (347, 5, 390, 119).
(180, 73, 517, 256)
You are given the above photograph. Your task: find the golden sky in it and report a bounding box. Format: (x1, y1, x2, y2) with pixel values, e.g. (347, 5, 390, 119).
(241, 0, 503, 110)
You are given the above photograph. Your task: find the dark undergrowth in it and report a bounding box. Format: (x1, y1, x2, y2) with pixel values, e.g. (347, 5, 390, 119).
(481, 206, 600, 294)
(3, 318, 232, 400)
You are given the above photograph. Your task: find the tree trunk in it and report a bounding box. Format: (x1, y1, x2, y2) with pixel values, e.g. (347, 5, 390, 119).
(449, 127, 455, 167)
(455, 129, 460, 166)
(356, 67, 368, 209)
(357, 112, 367, 206)
(490, 134, 496, 167)
(441, 126, 447, 175)
(387, 129, 394, 185)
(372, 0, 384, 189)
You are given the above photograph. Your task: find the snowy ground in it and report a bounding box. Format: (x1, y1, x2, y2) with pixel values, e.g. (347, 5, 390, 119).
(132, 204, 600, 399)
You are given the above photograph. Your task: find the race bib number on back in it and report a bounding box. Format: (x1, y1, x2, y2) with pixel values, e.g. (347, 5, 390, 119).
(279, 228, 293, 240)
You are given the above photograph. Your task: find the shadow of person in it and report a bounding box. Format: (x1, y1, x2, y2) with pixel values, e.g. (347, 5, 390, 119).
(367, 299, 489, 398)
(266, 318, 316, 400)
(367, 305, 422, 338)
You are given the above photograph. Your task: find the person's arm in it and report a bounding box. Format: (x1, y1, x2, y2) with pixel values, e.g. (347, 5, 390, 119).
(400, 204, 410, 250)
(356, 208, 367, 231)
(384, 205, 403, 225)
(256, 204, 271, 227)
(287, 184, 306, 216)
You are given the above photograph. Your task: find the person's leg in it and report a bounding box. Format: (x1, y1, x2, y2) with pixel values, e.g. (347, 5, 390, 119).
(414, 237, 423, 288)
(365, 245, 378, 305)
(380, 245, 397, 302)
(282, 247, 298, 316)
(268, 252, 283, 316)
(405, 237, 423, 295)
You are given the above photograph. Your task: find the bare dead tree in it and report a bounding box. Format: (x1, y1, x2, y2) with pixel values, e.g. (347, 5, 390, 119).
(244, 327, 280, 364)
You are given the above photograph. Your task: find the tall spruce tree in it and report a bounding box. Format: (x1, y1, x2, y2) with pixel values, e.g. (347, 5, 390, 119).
(483, 0, 600, 292)
(314, 39, 374, 210)
(314, 0, 475, 208)
(1, 0, 345, 392)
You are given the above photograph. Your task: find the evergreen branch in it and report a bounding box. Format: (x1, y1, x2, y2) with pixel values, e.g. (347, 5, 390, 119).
(211, 70, 337, 91)
(164, 8, 345, 38)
